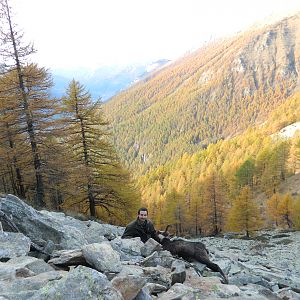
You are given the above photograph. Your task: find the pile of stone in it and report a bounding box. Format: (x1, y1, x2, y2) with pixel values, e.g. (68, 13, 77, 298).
(0, 194, 299, 299)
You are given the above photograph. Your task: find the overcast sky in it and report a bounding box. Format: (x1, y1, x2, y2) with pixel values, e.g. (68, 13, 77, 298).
(10, 0, 300, 70)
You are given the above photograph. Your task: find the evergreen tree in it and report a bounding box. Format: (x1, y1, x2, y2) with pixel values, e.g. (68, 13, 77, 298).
(235, 158, 255, 188)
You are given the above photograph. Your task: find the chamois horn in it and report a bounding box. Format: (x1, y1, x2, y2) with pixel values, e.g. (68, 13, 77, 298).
(165, 225, 171, 233)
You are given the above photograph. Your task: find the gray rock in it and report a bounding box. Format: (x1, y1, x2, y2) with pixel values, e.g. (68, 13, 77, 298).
(7, 256, 55, 275)
(48, 249, 87, 267)
(83, 221, 124, 241)
(156, 283, 197, 300)
(119, 264, 144, 277)
(141, 250, 174, 268)
(0, 232, 31, 259)
(134, 287, 152, 300)
(31, 266, 123, 300)
(143, 266, 172, 288)
(82, 242, 122, 273)
(0, 271, 65, 299)
(143, 282, 168, 295)
(0, 195, 88, 250)
(171, 259, 186, 285)
(110, 237, 144, 258)
(141, 238, 162, 257)
(111, 274, 146, 299)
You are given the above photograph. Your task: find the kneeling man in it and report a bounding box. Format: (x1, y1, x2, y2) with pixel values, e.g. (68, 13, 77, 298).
(121, 207, 159, 243)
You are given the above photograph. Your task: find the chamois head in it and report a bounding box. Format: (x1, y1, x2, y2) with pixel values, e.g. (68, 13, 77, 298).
(157, 225, 172, 242)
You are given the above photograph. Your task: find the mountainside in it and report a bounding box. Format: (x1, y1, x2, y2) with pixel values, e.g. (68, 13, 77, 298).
(51, 59, 170, 101)
(103, 12, 300, 174)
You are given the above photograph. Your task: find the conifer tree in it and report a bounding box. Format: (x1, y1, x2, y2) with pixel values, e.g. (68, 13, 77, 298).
(266, 193, 281, 227)
(0, 0, 51, 207)
(202, 169, 227, 235)
(164, 188, 186, 235)
(235, 158, 255, 188)
(278, 193, 294, 228)
(226, 186, 262, 237)
(60, 79, 138, 220)
(291, 196, 300, 229)
(189, 179, 205, 235)
(0, 72, 26, 197)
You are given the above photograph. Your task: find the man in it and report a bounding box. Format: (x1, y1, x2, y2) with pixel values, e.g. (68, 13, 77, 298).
(121, 208, 159, 243)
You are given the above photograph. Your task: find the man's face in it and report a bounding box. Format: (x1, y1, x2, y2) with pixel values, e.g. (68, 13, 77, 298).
(138, 210, 148, 222)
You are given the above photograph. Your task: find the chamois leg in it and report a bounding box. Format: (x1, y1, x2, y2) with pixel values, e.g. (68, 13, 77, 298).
(195, 255, 228, 284)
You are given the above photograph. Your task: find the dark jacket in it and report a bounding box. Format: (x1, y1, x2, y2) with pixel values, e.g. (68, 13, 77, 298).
(121, 219, 159, 243)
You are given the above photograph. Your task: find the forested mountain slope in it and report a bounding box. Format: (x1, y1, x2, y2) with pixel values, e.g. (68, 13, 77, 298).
(104, 12, 300, 174)
(137, 92, 300, 235)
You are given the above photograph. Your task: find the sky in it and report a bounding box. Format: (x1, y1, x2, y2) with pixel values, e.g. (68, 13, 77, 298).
(10, 0, 300, 71)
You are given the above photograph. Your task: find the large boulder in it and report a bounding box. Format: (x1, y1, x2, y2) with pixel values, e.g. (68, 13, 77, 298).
(0, 270, 66, 299)
(0, 195, 88, 250)
(31, 266, 123, 300)
(141, 238, 162, 257)
(111, 274, 146, 299)
(110, 237, 144, 260)
(0, 232, 31, 259)
(82, 242, 122, 273)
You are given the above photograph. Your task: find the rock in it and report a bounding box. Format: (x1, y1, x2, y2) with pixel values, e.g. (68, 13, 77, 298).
(0, 232, 31, 259)
(0, 270, 66, 299)
(184, 268, 221, 291)
(141, 238, 162, 257)
(143, 282, 168, 295)
(171, 259, 186, 285)
(7, 256, 55, 275)
(134, 287, 152, 300)
(111, 274, 146, 299)
(110, 237, 144, 261)
(2, 196, 300, 299)
(82, 220, 124, 241)
(142, 266, 172, 288)
(31, 266, 123, 300)
(277, 287, 300, 300)
(141, 250, 174, 268)
(156, 283, 197, 300)
(48, 249, 87, 268)
(82, 242, 122, 273)
(0, 194, 88, 250)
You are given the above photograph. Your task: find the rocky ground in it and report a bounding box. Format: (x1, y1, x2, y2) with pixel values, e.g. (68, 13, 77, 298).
(0, 194, 300, 300)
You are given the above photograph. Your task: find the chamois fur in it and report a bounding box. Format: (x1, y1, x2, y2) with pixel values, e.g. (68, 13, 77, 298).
(157, 226, 228, 284)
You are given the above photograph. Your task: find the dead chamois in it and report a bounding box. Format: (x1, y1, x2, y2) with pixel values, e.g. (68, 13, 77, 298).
(157, 226, 228, 284)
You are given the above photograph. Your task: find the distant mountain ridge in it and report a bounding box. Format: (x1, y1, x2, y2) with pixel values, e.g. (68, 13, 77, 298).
(103, 12, 300, 174)
(50, 59, 170, 101)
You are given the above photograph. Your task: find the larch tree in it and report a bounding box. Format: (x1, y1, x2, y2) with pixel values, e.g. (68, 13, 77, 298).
(0, 71, 26, 197)
(291, 196, 300, 229)
(202, 168, 227, 235)
(278, 193, 294, 228)
(261, 141, 290, 196)
(163, 188, 186, 235)
(0, 0, 53, 207)
(189, 179, 205, 236)
(266, 193, 281, 227)
(60, 79, 138, 221)
(226, 185, 262, 237)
